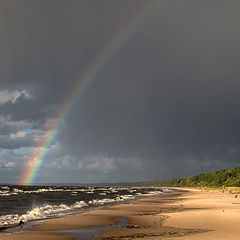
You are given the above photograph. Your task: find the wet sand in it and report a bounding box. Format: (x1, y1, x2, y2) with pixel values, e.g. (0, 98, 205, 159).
(1, 189, 240, 239)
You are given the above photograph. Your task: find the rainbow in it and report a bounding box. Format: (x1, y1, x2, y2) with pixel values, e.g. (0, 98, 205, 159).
(19, 1, 156, 185)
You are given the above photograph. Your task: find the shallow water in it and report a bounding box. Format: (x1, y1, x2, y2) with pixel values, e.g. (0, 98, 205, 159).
(54, 217, 128, 240)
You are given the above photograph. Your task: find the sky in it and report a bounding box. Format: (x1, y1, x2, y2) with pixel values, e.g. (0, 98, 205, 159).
(0, 0, 240, 184)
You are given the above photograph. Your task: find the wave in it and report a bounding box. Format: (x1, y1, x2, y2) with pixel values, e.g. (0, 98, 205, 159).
(0, 186, 167, 227)
(0, 193, 138, 227)
(0, 200, 88, 227)
(0, 187, 95, 196)
(0, 186, 162, 196)
(88, 194, 137, 205)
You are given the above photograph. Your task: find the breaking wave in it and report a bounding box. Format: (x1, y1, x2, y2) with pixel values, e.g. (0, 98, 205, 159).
(0, 186, 166, 228)
(0, 200, 87, 226)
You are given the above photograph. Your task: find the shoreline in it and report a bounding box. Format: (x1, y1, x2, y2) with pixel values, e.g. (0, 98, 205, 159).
(1, 188, 240, 239)
(0, 190, 163, 235)
(0, 186, 163, 232)
(0, 189, 192, 239)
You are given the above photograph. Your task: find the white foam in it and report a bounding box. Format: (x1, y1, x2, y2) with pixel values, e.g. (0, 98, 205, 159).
(13, 188, 24, 193)
(72, 201, 88, 208)
(88, 194, 135, 205)
(0, 214, 20, 226)
(0, 200, 88, 227)
(89, 198, 117, 205)
(0, 191, 17, 196)
(99, 193, 106, 195)
(0, 187, 165, 227)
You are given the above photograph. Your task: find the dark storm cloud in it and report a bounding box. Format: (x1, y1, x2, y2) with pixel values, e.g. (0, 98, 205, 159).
(0, 93, 54, 122)
(1, 0, 240, 183)
(0, 0, 147, 123)
(0, 0, 145, 86)
(0, 135, 32, 149)
(59, 0, 240, 180)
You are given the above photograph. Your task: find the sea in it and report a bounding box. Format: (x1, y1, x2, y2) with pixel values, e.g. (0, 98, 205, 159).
(0, 184, 165, 232)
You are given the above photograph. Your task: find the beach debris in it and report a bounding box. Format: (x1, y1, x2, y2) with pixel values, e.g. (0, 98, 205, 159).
(125, 224, 140, 229)
(19, 220, 24, 227)
(235, 194, 238, 198)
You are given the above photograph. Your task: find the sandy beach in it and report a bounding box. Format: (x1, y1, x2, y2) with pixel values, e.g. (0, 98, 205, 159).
(1, 188, 240, 239)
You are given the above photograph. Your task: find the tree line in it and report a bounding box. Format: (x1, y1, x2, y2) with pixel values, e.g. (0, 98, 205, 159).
(142, 165, 240, 187)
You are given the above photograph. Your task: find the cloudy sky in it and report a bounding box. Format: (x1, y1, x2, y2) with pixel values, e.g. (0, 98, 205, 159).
(0, 0, 240, 184)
